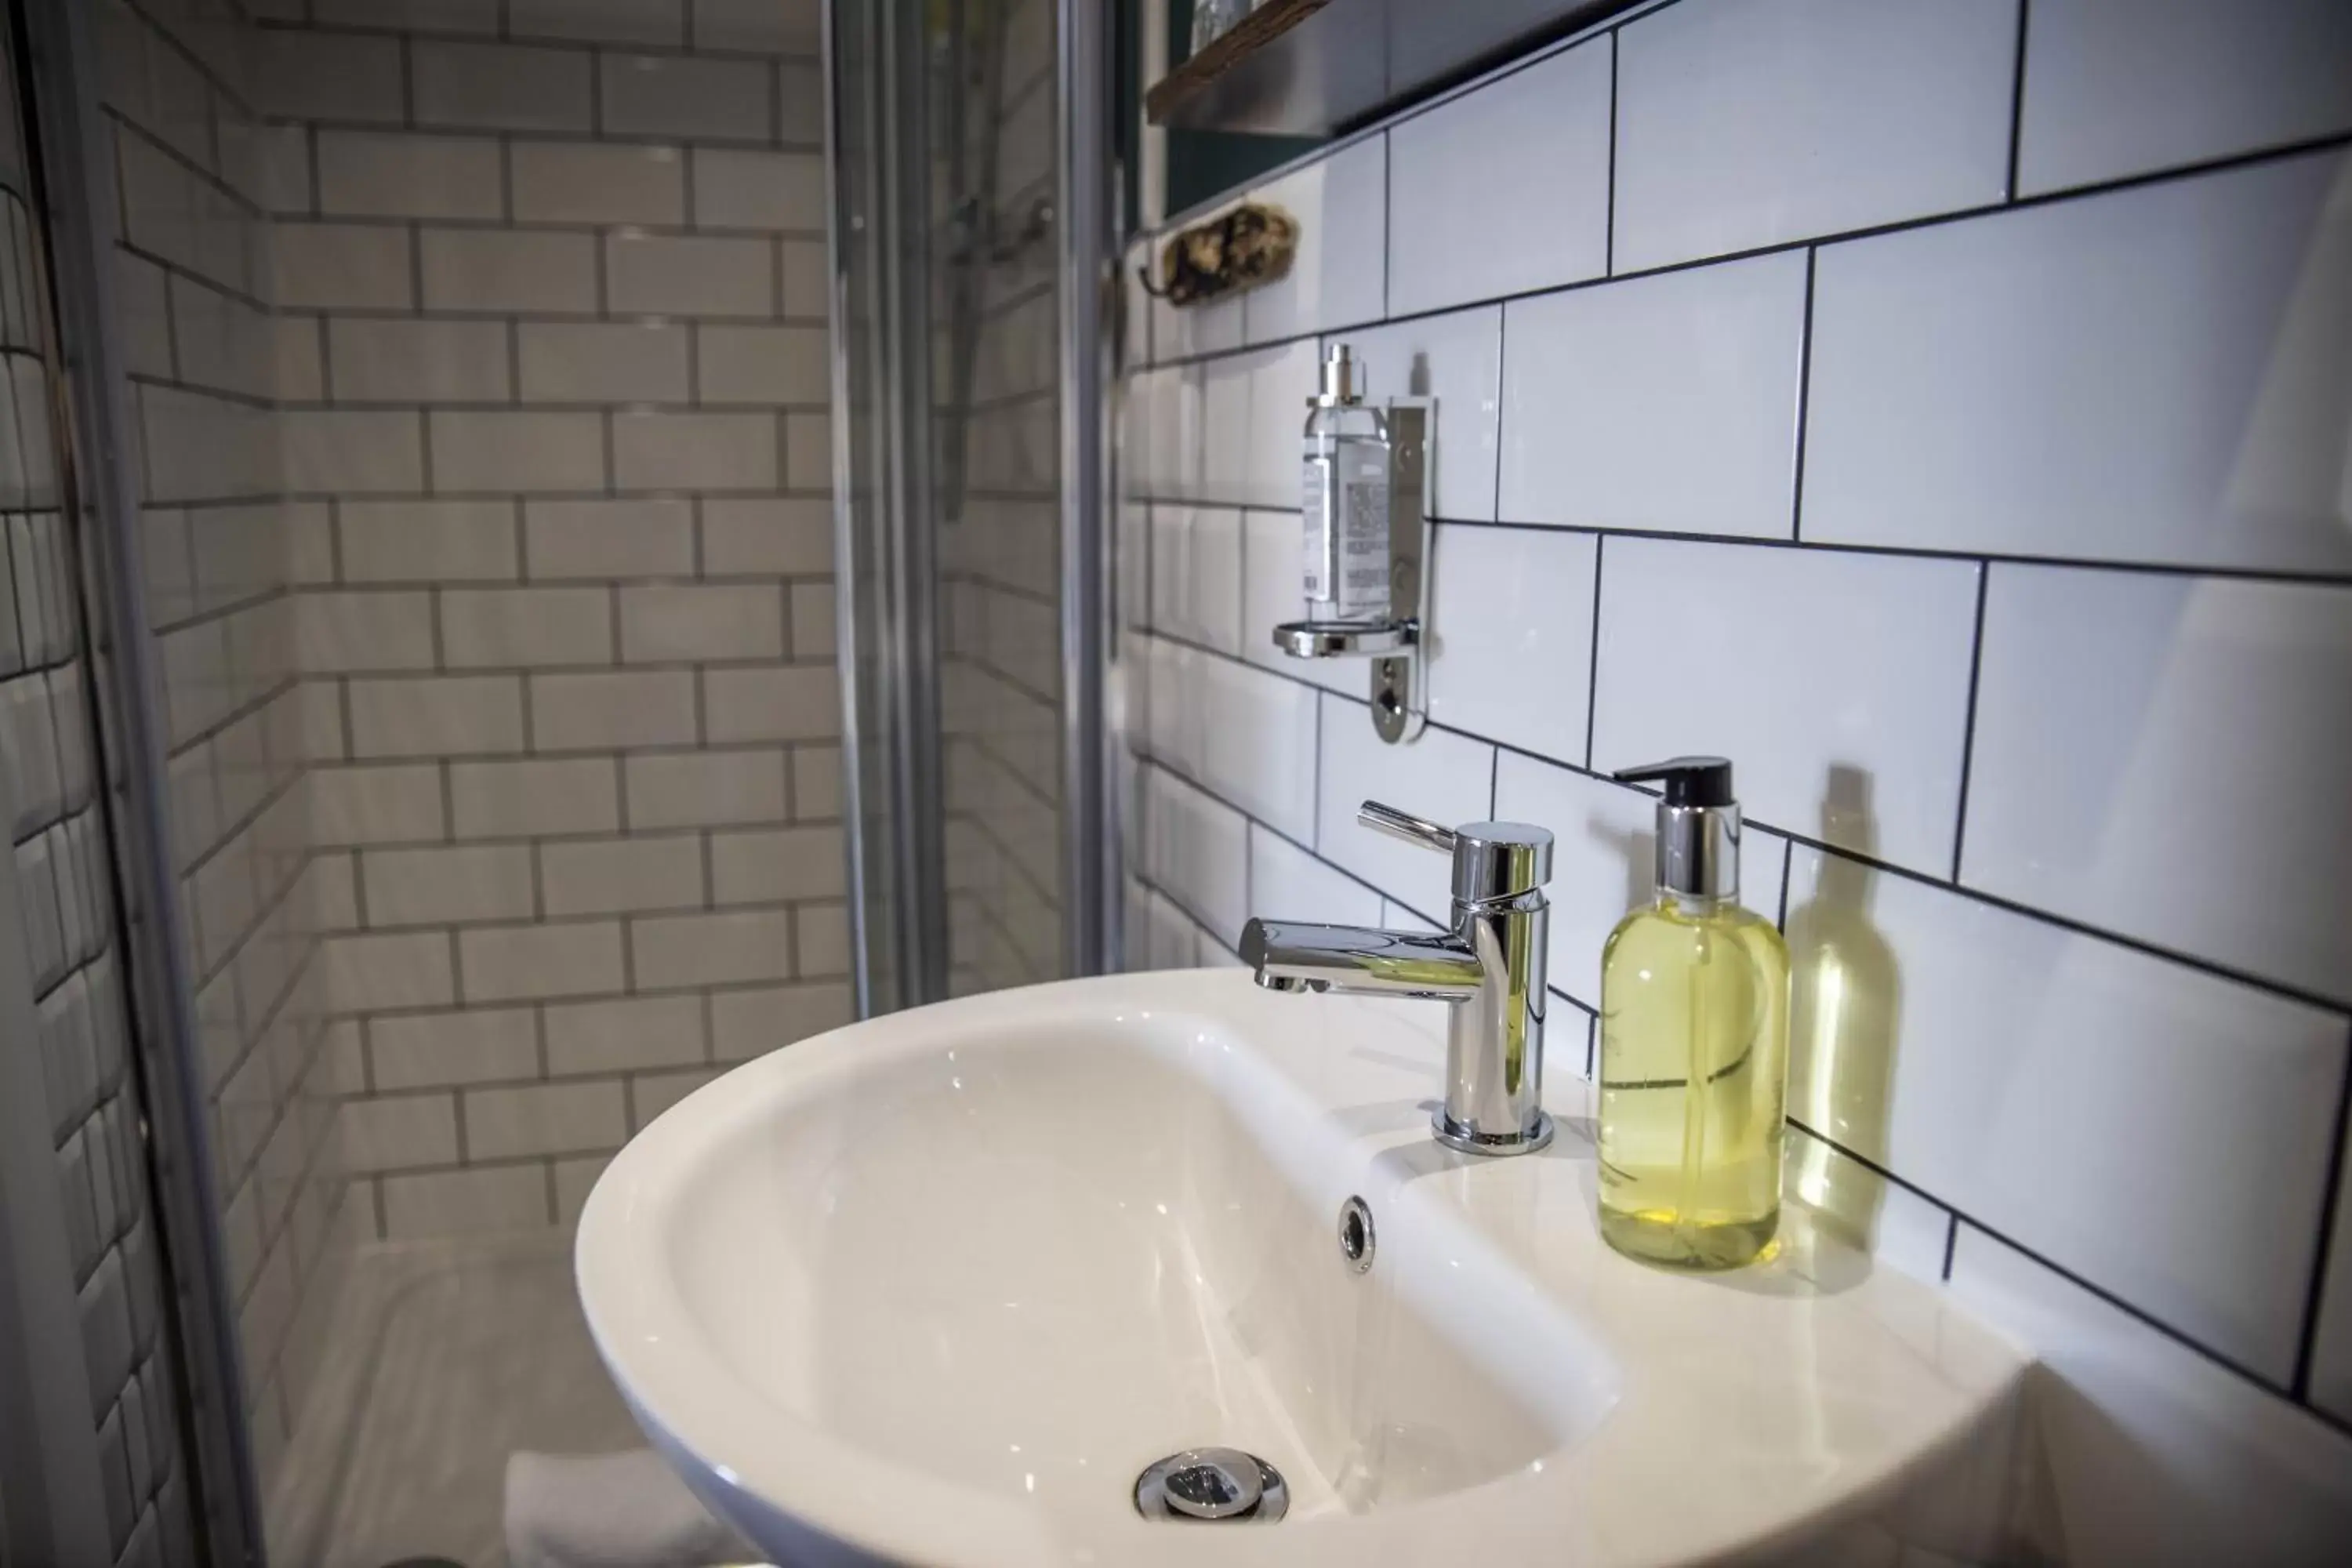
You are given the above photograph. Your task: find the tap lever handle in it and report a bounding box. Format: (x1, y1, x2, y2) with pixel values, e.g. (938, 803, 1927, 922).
(1358, 800, 1457, 855)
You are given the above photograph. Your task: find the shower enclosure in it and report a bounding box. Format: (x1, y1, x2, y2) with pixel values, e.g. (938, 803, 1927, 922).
(0, 1, 1116, 1563)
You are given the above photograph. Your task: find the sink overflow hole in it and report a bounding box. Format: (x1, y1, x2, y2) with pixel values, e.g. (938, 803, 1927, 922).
(1338, 1195, 1374, 1273)
(1134, 1449, 1289, 1523)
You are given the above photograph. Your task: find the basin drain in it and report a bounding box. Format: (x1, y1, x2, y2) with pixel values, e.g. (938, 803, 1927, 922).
(1134, 1448, 1289, 1522)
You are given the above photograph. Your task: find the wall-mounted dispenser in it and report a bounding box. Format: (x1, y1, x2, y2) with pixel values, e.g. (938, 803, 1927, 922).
(1274, 343, 1431, 744)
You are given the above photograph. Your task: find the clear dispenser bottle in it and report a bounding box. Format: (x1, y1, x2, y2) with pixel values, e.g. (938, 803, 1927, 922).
(1301, 343, 1391, 625)
(1597, 757, 1791, 1270)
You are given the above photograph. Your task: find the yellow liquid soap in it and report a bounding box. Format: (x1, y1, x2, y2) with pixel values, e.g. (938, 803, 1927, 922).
(1597, 895, 1791, 1270)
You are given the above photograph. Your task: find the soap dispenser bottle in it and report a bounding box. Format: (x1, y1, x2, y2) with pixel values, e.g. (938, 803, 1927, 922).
(1300, 343, 1391, 625)
(1598, 757, 1791, 1269)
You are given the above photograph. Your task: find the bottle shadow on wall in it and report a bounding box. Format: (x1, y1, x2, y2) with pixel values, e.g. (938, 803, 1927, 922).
(1783, 764, 1904, 1253)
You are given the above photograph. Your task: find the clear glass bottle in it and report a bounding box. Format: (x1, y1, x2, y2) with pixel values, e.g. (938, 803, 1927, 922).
(1300, 343, 1391, 626)
(1598, 757, 1791, 1270)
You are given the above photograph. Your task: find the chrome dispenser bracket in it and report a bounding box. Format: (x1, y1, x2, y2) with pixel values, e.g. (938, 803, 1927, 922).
(1272, 401, 1431, 744)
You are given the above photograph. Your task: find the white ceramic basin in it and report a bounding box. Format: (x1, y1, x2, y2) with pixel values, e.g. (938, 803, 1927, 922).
(577, 971, 2027, 1567)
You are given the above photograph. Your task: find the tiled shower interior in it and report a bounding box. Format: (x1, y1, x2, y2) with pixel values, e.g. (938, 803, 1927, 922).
(10, 0, 865, 1559)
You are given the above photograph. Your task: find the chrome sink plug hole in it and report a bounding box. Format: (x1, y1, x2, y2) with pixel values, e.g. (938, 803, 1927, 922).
(1338, 1195, 1374, 1273)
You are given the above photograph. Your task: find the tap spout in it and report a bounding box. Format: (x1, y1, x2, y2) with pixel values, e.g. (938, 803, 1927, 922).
(1240, 918, 1483, 1001)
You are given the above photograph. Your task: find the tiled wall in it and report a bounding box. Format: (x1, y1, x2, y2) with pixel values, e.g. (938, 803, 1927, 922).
(249, 0, 849, 1243)
(2, 12, 191, 1564)
(1118, 0, 2352, 1555)
(939, 0, 1064, 996)
(96, 0, 345, 1530)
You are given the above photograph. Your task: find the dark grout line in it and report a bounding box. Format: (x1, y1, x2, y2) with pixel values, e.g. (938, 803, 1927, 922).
(2292, 1026, 2352, 1402)
(1948, 563, 1992, 884)
(2004, 0, 2034, 201)
(1788, 246, 1815, 541)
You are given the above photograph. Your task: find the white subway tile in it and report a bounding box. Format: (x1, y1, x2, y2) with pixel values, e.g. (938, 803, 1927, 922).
(601, 53, 770, 142)
(310, 764, 446, 845)
(321, 931, 457, 1011)
(339, 1095, 458, 1172)
(524, 499, 695, 579)
(1247, 826, 1380, 928)
(441, 587, 614, 670)
(1947, 1229, 2352, 1559)
(1386, 41, 1610, 316)
(412, 41, 592, 133)
(782, 409, 829, 488)
(2313, 1156, 2352, 1425)
(701, 495, 833, 575)
(787, 581, 833, 659)
(449, 758, 619, 837)
(381, 1166, 550, 1240)
(296, 590, 434, 672)
(612, 412, 776, 490)
(270, 223, 414, 310)
(780, 238, 826, 318)
(328, 318, 510, 404)
(1426, 524, 1595, 764)
(1797, 851, 2347, 1381)
(517, 322, 691, 405)
(1498, 251, 1806, 536)
(1338, 306, 1501, 523)
(710, 823, 844, 904)
(692, 0, 820, 54)
(1495, 752, 1787, 1011)
(463, 1080, 627, 1157)
(339, 500, 518, 583)
(280, 410, 424, 495)
(554, 1155, 613, 1224)
(619, 584, 782, 662)
(1147, 506, 1241, 655)
(1590, 538, 1979, 877)
(791, 745, 841, 820)
(529, 670, 696, 750)
(1803, 151, 2352, 573)
(1243, 136, 1386, 344)
(1964, 567, 2352, 1005)
(458, 920, 625, 1001)
(317, 132, 503, 221)
(510, 141, 684, 226)
(2017, 0, 2352, 197)
(361, 845, 534, 927)
(702, 665, 839, 742)
(795, 902, 851, 973)
(314, 1, 500, 34)
(1319, 707, 1491, 923)
(1194, 339, 1319, 509)
(510, 0, 681, 46)
(1191, 654, 1317, 846)
(428, 412, 605, 493)
(253, 29, 405, 125)
(1614, 0, 2014, 271)
(369, 1008, 538, 1091)
(1142, 762, 1246, 946)
(709, 979, 851, 1061)
(544, 995, 703, 1078)
(349, 677, 524, 760)
(1238, 510, 1357, 700)
(691, 147, 824, 230)
(540, 836, 704, 916)
(631, 909, 791, 987)
(630, 1070, 717, 1129)
(695, 324, 829, 405)
(421, 228, 600, 314)
(606, 233, 775, 318)
(625, 748, 786, 829)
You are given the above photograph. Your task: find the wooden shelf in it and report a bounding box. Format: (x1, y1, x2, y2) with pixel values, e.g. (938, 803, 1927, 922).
(1148, 0, 1642, 137)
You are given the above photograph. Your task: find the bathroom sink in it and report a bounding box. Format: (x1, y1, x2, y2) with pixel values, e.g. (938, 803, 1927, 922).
(575, 971, 2027, 1567)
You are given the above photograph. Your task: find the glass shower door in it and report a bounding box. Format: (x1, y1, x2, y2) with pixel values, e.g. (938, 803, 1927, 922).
(826, 0, 1109, 1011)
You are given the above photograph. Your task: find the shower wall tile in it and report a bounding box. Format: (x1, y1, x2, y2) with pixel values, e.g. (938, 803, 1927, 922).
(1120, 0, 2352, 1524)
(264, 0, 845, 1245)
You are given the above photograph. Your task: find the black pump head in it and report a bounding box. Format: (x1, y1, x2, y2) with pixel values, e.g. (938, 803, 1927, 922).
(1612, 756, 1734, 808)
